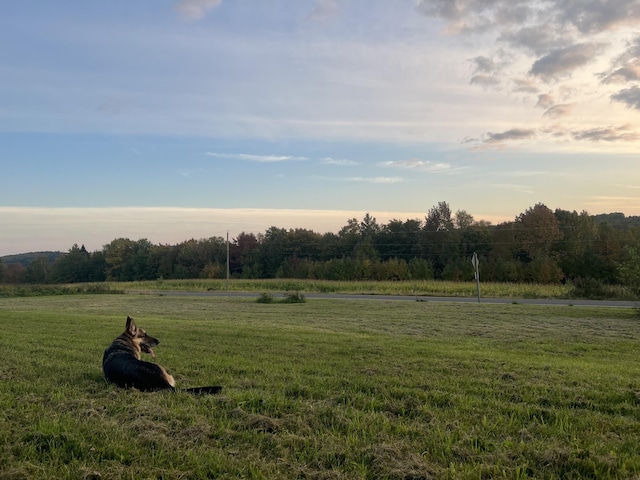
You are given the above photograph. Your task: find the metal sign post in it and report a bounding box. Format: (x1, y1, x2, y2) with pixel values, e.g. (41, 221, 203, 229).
(472, 252, 480, 303)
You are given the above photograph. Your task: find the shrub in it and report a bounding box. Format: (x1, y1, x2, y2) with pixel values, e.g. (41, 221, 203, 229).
(282, 292, 306, 303)
(569, 277, 613, 299)
(256, 292, 274, 304)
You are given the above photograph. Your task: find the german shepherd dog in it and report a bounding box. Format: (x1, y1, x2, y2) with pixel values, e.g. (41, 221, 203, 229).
(103, 316, 222, 394)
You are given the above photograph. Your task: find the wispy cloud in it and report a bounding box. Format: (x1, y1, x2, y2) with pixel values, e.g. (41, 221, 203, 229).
(529, 43, 606, 80)
(340, 176, 404, 184)
(572, 125, 640, 142)
(504, 170, 551, 178)
(206, 152, 308, 162)
(320, 157, 361, 166)
(307, 0, 340, 21)
(96, 96, 129, 117)
(543, 103, 574, 119)
(611, 86, 640, 110)
(585, 195, 640, 210)
(488, 183, 535, 195)
(536, 93, 555, 109)
(178, 168, 203, 177)
(381, 159, 466, 174)
(470, 74, 500, 88)
(174, 0, 222, 20)
(481, 128, 536, 146)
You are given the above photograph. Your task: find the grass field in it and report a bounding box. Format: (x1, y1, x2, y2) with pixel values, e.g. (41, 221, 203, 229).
(1, 278, 634, 301)
(123, 278, 576, 299)
(1, 294, 639, 479)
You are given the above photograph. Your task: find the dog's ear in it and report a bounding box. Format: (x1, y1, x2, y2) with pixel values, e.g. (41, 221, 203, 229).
(126, 316, 138, 336)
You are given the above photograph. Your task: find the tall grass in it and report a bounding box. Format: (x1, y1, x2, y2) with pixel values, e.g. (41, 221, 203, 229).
(0, 283, 123, 298)
(1, 295, 639, 478)
(123, 278, 584, 298)
(3, 278, 633, 300)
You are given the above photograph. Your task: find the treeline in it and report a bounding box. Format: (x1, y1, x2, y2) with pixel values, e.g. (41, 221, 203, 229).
(1, 203, 640, 289)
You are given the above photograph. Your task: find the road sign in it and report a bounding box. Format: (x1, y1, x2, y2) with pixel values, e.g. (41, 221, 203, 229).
(472, 252, 480, 303)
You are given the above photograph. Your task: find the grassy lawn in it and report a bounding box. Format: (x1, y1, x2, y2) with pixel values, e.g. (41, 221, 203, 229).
(0, 295, 639, 479)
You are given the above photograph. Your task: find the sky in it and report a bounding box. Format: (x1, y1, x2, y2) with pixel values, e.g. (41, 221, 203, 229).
(1, 0, 640, 256)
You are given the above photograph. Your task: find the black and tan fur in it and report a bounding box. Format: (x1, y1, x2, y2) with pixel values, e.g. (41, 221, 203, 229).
(103, 316, 221, 394)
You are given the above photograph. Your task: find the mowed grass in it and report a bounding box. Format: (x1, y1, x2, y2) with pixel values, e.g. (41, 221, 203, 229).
(0, 295, 639, 479)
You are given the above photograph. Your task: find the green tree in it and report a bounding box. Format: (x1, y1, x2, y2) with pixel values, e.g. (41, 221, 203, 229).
(423, 202, 459, 278)
(454, 209, 475, 230)
(554, 209, 599, 279)
(104, 238, 137, 281)
(336, 218, 360, 258)
(231, 232, 260, 278)
(617, 246, 640, 298)
(25, 256, 50, 283)
(425, 201, 454, 232)
(593, 222, 622, 283)
(376, 218, 422, 260)
(359, 213, 380, 238)
(256, 227, 289, 278)
(3, 263, 26, 283)
(88, 250, 107, 281)
(515, 203, 563, 262)
(130, 239, 158, 280)
(484, 222, 522, 282)
(50, 244, 91, 283)
(172, 237, 226, 279)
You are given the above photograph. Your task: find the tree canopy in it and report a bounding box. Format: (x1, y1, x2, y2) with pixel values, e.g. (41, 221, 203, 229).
(2, 202, 640, 295)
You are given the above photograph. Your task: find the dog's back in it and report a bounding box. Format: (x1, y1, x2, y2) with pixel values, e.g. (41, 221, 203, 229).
(103, 317, 176, 391)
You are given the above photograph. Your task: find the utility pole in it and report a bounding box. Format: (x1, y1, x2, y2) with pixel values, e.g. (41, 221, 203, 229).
(226, 231, 230, 292)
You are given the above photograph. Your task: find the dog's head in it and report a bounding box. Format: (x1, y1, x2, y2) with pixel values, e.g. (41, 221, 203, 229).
(125, 316, 159, 357)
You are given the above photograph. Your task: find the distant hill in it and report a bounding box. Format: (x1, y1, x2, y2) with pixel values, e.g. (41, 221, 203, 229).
(1, 251, 64, 267)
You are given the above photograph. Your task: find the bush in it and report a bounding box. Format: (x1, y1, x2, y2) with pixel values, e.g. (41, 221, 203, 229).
(256, 291, 306, 304)
(569, 277, 614, 299)
(282, 292, 306, 303)
(256, 292, 274, 303)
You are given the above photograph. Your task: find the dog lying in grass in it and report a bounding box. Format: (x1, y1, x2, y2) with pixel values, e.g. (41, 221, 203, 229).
(103, 316, 221, 394)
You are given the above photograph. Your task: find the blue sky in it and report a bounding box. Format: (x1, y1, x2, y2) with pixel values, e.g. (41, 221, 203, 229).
(2, 0, 640, 255)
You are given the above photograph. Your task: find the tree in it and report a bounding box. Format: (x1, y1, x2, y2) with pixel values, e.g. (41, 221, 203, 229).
(25, 256, 50, 283)
(231, 232, 260, 278)
(515, 203, 563, 261)
(454, 210, 475, 230)
(425, 201, 454, 232)
(130, 239, 158, 280)
(256, 227, 289, 278)
(593, 222, 622, 283)
(359, 213, 380, 238)
(617, 246, 640, 298)
(3, 263, 26, 283)
(173, 237, 226, 279)
(104, 238, 137, 281)
(554, 209, 598, 279)
(87, 250, 107, 281)
(376, 218, 422, 260)
(50, 244, 91, 283)
(423, 202, 458, 278)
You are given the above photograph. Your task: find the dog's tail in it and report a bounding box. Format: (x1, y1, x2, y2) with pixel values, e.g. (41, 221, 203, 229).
(179, 386, 223, 395)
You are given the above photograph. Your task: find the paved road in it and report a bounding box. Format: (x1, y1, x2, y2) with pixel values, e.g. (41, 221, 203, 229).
(128, 290, 638, 308)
